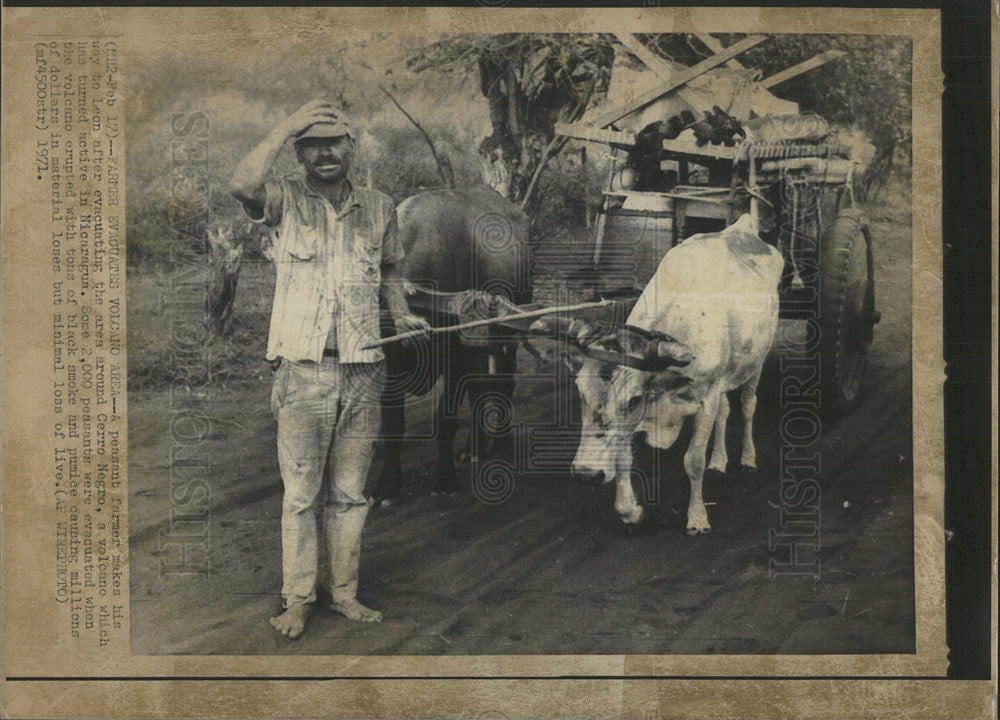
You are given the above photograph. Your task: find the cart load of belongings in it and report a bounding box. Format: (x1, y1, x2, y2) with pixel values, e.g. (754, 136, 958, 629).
(584, 46, 853, 197)
(597, 45, 832, 148)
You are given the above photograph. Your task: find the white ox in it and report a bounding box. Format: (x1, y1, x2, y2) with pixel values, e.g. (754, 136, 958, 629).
(570, 215, 784, 534)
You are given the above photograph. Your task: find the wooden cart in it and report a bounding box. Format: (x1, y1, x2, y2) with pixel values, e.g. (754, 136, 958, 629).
(552, 33, 880, 418)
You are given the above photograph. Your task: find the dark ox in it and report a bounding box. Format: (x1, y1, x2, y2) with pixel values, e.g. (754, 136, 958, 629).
(375, 185, 531, 500)
(569, 215, 783, 533)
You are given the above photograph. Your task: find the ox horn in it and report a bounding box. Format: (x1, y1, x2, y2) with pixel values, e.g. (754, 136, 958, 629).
(653, 336, 695, 367)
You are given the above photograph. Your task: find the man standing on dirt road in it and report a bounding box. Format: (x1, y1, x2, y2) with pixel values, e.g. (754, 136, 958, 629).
(230, 100, 429, 639)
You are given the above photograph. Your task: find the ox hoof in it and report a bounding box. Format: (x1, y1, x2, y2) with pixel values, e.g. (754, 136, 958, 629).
(374, 479, 402, 499)
(615, 517, 648, 536)
(686, 508, 711, 535)
(371, 494, 408, 509)
(617, 506, 645, 527)
(432, 481, 463, 496)
(432, 463, 463, 496)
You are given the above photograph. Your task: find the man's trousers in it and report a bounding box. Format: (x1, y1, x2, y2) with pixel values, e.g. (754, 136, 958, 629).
(271, 357, 384, 607)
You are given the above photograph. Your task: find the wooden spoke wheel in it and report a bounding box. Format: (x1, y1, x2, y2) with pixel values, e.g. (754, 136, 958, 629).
(819, 209, 878, 419)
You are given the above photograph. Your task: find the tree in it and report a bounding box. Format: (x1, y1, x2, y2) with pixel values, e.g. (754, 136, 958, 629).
(407, 34, 616, 215)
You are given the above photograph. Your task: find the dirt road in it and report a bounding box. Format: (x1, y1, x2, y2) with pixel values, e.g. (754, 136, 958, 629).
(128, 216, 914, 656)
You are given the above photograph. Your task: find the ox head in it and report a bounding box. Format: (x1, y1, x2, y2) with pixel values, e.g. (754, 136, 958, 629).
(529, 317, 694, 524)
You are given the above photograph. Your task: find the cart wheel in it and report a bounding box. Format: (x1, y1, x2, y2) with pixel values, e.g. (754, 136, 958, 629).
(819, 210, 877, 419)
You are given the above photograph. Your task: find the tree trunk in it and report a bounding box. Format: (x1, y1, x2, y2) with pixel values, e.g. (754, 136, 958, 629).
(474, 44, 598, 215)
(479, 137, 516, 199)
(206, 226, 244, 337)
(477, 52, 526, 202)
(857, 129, 897, 205)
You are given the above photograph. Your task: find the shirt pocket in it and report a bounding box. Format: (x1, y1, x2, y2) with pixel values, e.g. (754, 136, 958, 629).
(284, 225, 319, 261)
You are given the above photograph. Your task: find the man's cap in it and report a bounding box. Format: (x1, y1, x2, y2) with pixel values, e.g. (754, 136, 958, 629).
(295, 116, 353, 142)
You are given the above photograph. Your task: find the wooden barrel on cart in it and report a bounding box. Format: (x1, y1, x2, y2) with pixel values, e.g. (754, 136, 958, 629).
(596, 193, 674, 291)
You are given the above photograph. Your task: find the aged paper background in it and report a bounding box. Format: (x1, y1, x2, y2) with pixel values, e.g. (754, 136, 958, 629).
(1, 5, 994, 719)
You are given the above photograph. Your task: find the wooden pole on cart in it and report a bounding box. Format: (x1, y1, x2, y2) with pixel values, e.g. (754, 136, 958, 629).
(591, 34, 767, 128)
(748, 144, 759, 231)
(592, 148, 620, 265)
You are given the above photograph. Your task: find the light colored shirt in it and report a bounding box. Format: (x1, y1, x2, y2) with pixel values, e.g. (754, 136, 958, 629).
(249, 175, 404, 363)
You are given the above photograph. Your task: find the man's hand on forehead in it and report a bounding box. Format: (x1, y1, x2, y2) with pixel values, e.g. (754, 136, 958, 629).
(303, 99, 341, 119)
(282, 100, 342, 138)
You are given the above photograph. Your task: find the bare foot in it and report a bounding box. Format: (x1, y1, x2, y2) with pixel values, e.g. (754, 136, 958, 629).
(269, 603, 310, 639)
(331, 598, 382, 623)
